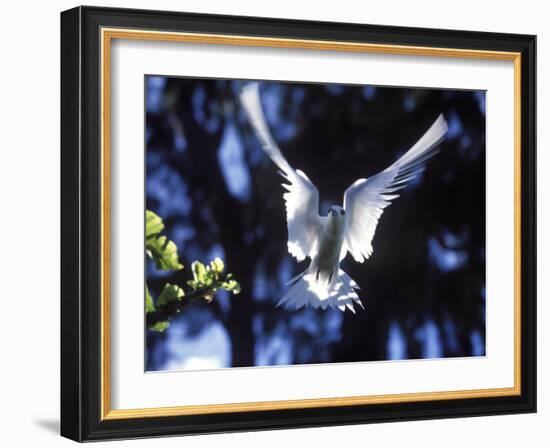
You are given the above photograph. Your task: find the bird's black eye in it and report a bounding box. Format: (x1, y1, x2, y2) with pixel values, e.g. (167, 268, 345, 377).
(340, 209, 346, 215)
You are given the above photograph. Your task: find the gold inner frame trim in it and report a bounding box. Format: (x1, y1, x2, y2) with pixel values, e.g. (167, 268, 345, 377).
(100, 27, 522, 421)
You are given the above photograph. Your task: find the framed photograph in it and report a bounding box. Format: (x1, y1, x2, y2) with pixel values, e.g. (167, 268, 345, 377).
(60, 6, 536, 441)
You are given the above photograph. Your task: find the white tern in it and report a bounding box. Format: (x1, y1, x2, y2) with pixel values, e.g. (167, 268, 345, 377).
(240, 83, 448, 312)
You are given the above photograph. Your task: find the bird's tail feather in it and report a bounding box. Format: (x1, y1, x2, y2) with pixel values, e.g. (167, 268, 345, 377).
(278, 267, 363, 313)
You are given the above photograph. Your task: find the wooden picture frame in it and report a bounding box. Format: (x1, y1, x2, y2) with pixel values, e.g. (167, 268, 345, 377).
(61, 6, 536, 441)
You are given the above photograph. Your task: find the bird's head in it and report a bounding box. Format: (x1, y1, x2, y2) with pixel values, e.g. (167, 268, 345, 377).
(328, 205, 346, 220)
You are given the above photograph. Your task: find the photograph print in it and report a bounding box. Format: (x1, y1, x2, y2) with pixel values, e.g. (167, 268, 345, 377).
(144, 77, 486, 372)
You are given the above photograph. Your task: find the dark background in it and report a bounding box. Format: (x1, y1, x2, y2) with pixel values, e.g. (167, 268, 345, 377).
(145, 77, 486, 372)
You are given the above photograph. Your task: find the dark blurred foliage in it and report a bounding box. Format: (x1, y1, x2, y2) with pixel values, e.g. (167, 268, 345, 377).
(145, 76, 486, 371)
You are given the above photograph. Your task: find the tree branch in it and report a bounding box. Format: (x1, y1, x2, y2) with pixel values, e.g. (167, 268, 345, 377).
(146, 287, 214, 328)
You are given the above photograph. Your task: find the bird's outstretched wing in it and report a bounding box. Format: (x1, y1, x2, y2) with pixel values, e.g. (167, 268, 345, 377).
(342, 115, 448, 263)
(241, 83, 321, 262)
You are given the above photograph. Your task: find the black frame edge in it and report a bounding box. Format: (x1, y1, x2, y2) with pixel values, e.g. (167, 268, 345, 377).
(60, 5, 537, 442)
(61, 6, 83, 442)
(519, 34, 537, 414)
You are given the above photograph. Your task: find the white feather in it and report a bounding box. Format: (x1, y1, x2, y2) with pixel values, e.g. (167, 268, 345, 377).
(240, 83, 322, 261)
(342, 114, 448, 263)
(278, 268, 363, 313)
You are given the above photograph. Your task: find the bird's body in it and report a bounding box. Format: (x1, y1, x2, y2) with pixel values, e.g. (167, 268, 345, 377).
(240, 83, 448, 312)
(311, 207, 345, 284)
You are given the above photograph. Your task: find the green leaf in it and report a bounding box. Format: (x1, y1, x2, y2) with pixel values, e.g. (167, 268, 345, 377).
(191, 261, 207, 285)
(150, 321, 170, 332)
(157, 283, 185, 306)
(145, 284, 155, 313)
(146, 210, 164, 238)
(210, 257, 224, 274)
(205, 267, 216, 285)
(146, 235, 184, 271)
(222, 279, 241, 294)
